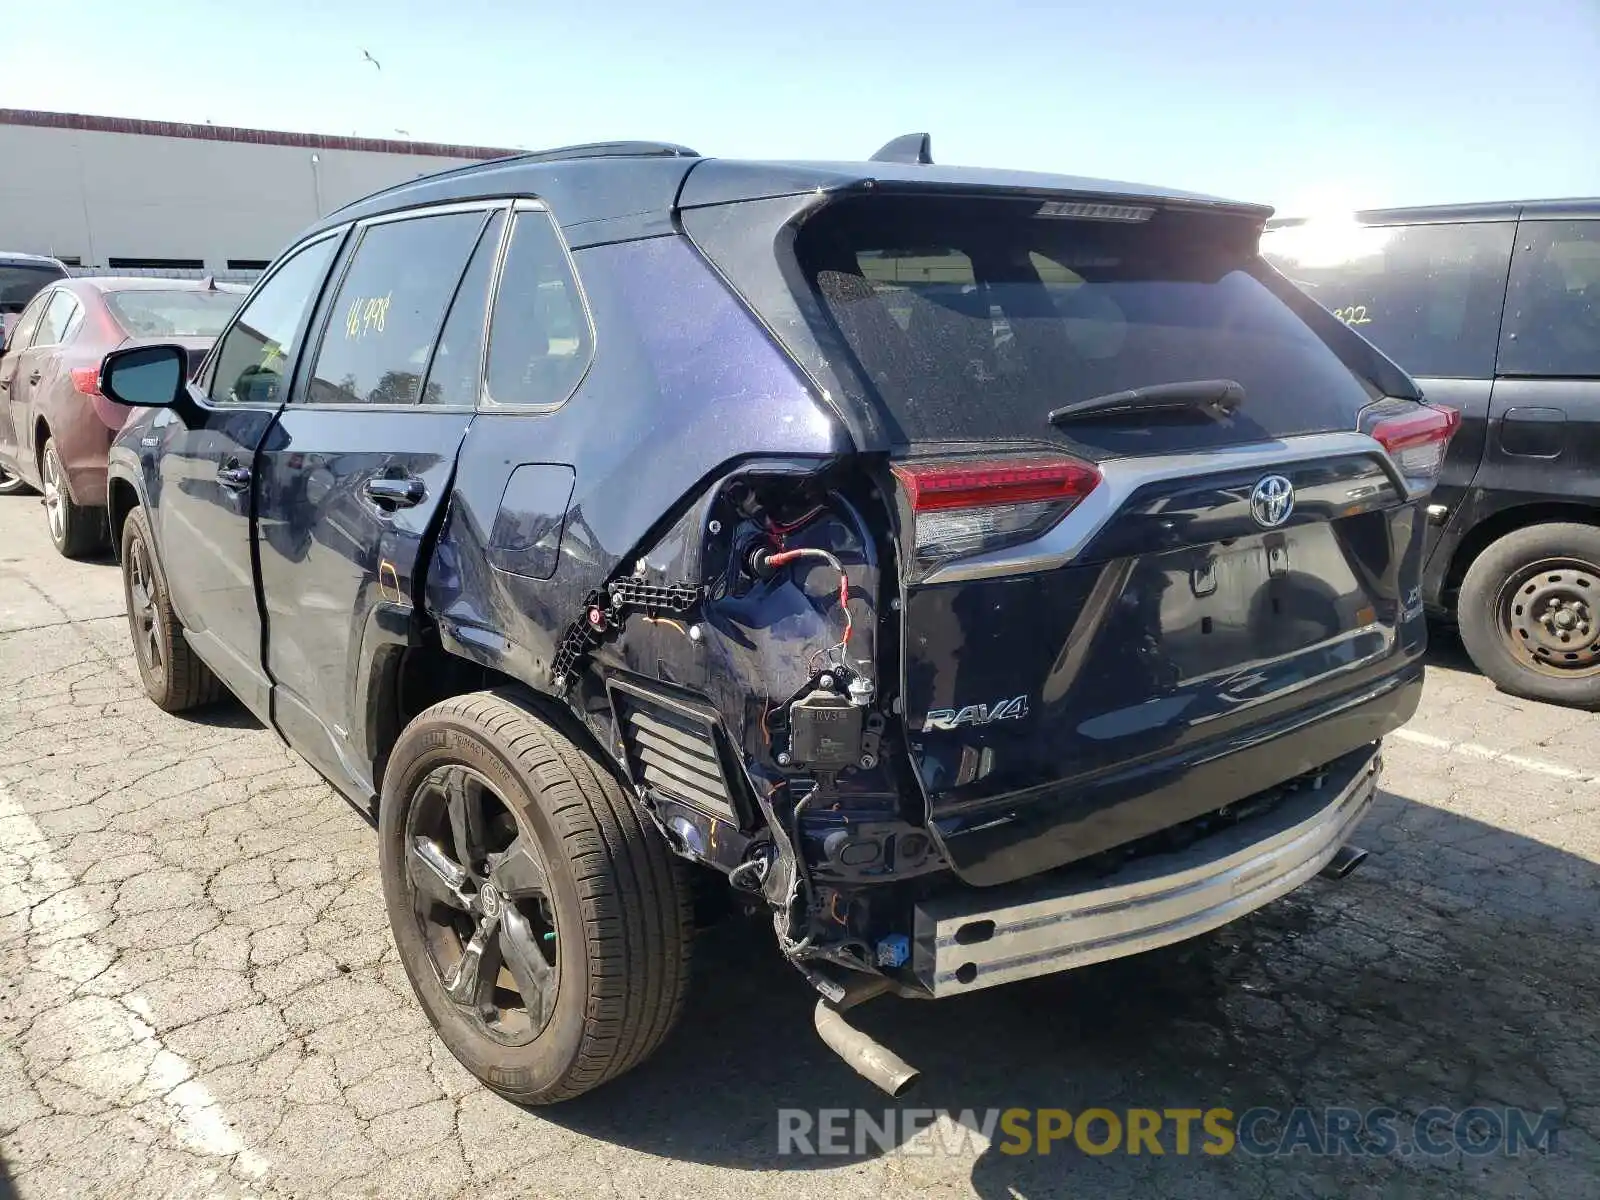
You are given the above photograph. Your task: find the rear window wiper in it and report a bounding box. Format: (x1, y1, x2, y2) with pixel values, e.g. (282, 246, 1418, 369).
(1048, 379, 1244, 426)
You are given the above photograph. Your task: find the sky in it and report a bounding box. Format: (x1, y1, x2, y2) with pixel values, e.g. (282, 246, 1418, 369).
(2, 0, 1597, 215)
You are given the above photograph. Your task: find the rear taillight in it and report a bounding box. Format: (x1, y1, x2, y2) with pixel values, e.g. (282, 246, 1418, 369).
(892, 454, 1101, 569)
(1362, 401, 1460, 489)
(70, 366, 102, 397)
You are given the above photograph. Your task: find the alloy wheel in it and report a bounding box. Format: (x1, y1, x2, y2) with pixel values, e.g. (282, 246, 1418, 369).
(405, 765, 560, 1044)
(41, 447, 64, 543)
(127, 535, 163, 676)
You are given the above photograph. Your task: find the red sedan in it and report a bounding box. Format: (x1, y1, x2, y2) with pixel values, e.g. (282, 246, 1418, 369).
(0, 277, 244, 556)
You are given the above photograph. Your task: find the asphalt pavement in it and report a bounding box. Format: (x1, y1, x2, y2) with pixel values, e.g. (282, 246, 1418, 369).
(1, 496, 1595, 1199)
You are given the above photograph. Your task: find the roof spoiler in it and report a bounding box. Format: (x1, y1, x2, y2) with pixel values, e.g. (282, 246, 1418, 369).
(870, 133, 933, 165)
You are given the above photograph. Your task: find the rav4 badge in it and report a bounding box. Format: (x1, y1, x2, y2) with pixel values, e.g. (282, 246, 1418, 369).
(921, 695, 1030, 732)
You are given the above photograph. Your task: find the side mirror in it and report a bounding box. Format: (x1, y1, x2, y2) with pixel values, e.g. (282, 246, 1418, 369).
(100, 344, 187, 409)
(0, 313, 16, 354)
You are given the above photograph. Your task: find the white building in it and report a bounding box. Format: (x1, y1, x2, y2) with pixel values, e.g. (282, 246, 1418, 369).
(0, 109, 517, 274)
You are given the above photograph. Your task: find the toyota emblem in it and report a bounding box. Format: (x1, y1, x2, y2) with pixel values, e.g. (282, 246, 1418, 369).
(1250, 475, 1295, 528)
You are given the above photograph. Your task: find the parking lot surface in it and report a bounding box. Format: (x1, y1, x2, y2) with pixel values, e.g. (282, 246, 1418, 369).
(1, 500, 1596, 1200)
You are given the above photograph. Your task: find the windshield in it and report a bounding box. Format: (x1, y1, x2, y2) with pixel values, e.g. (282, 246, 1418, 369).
(0, 264, 68, 313)
(794, 195, 1375, 455)
(106, 289, 242, 338)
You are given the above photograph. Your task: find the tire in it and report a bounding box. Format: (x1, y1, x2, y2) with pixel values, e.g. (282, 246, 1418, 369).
(1457, 521, 1600, 708)
(379, 689, 693, 1104)
(41, 437, 105, 558)
(0, 465, 32, 496)
(121, 507, 225, 712)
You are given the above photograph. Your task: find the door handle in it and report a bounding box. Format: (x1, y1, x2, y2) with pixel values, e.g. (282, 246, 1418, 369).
(27, 371, 41, 386)
(364, 475, 426, 510)
(216, 464, 252, 491)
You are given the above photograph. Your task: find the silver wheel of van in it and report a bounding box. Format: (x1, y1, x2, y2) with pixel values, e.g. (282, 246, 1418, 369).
(0, 465, 31, 495)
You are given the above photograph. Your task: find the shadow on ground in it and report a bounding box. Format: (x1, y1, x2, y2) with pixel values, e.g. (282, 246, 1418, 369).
(1425, 620, 1481, 677)
(532, 789, 1595, 1198)
(176, 697, 265, 731)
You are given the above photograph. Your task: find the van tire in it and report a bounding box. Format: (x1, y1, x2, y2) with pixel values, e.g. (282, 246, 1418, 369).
(1458, 521, 1600, 708)
(379, 689, 693, 1103)
(121, 507, 225, 712)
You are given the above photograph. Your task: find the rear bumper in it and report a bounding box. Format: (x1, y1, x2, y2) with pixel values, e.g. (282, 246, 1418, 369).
(911, 745, 1381, 997)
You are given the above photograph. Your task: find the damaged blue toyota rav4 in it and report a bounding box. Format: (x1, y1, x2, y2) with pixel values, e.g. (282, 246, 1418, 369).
(98, 134, 1453, 1102)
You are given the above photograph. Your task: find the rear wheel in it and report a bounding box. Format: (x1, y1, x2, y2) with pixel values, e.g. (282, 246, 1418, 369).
(379, 690, 693, 1104)
(41, 438, 104, 558)
(121, 507, 225, 712)
(0, 465, 31, 495)
(1458, 521, 1600, 708)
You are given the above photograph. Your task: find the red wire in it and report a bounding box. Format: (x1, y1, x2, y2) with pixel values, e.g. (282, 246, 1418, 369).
(838, 573, 852, 647)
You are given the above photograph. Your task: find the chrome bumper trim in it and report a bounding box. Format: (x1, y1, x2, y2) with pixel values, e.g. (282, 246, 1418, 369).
(912, 749, 1381, 997)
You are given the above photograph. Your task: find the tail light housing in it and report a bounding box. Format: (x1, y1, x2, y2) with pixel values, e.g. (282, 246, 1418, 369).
(891, 453, 1101, 571)
(1361, 400, 1460, 490)
(70, 366, 102, 396)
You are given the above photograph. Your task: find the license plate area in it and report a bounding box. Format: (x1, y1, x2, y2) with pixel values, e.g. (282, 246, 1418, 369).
(1156, 529, 1366, 684)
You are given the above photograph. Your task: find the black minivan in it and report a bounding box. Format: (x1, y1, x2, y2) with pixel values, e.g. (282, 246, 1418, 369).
(1263, 204, 1600, 706)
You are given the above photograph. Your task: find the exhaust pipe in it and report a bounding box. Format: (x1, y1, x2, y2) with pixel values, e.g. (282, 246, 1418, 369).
(811, 974, 921, 1097)
(1320, 844, 1369, 880)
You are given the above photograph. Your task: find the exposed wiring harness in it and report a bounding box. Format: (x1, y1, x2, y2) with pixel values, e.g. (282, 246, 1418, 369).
(757, 546, 855, 675)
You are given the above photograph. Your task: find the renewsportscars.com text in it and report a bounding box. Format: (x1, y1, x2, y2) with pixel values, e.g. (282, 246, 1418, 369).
(777, 1106, 1560, 1158)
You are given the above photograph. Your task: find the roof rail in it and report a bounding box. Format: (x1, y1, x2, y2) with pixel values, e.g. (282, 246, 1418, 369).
(325, 140, 701, 219)
(870, 133, 933, 165)
(510, 140, 700, 163)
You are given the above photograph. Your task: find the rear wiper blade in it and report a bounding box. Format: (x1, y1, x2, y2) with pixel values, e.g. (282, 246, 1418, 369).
(1048, 379, 1244, 426)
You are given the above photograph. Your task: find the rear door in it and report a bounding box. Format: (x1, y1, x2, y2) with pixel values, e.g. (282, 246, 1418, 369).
(254, 203, 505, 796)
(791, 194, 1441, 884)
(1260, 216, 1517, 595)
(151, 232, 343, 717)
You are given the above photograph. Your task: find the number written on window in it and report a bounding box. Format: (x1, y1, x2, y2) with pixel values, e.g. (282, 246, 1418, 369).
(1332, 304, 1372, 326)
(344, 293, 393, 340)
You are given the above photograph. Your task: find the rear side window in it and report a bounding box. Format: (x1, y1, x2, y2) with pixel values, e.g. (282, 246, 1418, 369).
(34, 291, 81, 346)
(483, 210, 592, 409)
(797, 195, 1374, 453)
(306, 210, 487, 406)
(1499, 220, 1600, 378)
(1261, 220, 1515, 379)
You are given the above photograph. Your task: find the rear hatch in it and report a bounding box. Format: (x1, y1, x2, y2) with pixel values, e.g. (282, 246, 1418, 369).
(691, 186, 1445, 886)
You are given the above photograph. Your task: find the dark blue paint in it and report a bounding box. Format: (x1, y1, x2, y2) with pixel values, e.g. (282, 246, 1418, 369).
(427, 232, 848, 696)
(488, 464, 577, 580)
(255, 405, 471, 796)
(905, 475, 1429, 885)
(101, 145, 1440, 972)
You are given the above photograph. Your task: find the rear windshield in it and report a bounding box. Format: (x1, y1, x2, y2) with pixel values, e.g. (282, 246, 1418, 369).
(794, 196, 1375, 454)
(107, 289, 242, 338)
(0, 263, 68, 313)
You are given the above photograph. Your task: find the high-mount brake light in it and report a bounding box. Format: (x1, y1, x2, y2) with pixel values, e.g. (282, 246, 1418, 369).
(1035, 201, 1155, 222)
(1362, 402, 1459, 489)
(892, 454, 1101, 570)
